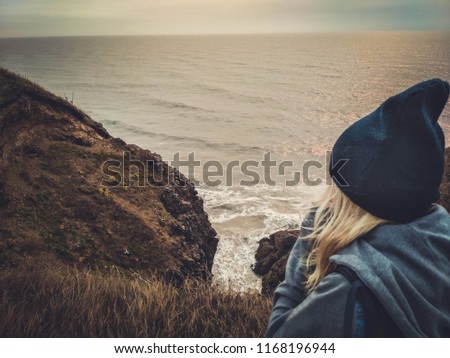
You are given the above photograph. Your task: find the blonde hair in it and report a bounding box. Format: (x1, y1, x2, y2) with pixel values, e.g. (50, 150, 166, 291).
(302, 182, 391, 292)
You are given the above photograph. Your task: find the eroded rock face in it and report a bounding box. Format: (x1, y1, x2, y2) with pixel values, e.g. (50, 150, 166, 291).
(253, 230, 299, 296)
(0, 67, 218, 282)
(439, 148, 450, 213)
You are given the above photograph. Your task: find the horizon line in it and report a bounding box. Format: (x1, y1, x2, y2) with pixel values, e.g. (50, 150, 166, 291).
(1, 29, 449, 40)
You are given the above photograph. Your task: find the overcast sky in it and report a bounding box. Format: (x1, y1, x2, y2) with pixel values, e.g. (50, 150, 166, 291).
(1, 0, 449, 38)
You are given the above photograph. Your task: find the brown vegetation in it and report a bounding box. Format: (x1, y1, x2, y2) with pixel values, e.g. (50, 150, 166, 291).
(0, 67, 217, 282)
(0, 67, 272, 338)
(0, 262, 272, 338)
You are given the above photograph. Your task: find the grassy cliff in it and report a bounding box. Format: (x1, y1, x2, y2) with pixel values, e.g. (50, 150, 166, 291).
(0, 67, 272, 337)
(0, 67, 217, 281)
(0, 263, 271, 337)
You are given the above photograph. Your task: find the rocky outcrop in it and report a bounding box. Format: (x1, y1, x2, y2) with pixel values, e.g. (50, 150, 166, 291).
(252, 230, 299, 296)
(256, 147, 450, 296)
(439, 148, 450, 212)
(0, 67, 218, 282)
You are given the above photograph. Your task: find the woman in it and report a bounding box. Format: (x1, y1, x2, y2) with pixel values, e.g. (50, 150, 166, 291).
(265, 79, 450, 337)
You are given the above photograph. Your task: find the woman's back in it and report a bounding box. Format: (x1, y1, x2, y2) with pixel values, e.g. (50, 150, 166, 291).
(265, 79, 450, 338)
(331, 204, 450, 337)
(266, 205, 450, 337)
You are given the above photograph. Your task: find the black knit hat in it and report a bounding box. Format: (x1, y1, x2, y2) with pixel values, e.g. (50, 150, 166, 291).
(330, 79, 450, 222)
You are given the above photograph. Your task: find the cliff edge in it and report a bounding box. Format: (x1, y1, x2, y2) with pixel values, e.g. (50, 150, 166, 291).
(0, 68, 218, 281)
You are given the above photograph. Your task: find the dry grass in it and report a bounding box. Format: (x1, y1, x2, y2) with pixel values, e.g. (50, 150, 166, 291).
(0, 263, 272, 338)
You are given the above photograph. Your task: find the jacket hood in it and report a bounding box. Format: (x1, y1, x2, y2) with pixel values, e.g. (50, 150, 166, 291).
(330, 204, 450, 337)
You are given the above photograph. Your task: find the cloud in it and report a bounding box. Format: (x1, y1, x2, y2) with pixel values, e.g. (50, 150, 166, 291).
(0, 0, 449, 37)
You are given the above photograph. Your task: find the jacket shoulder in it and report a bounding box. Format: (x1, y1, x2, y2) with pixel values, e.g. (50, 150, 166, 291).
(269, 272, 351, 338)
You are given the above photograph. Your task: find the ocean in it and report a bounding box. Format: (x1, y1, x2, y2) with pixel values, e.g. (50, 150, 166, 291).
(1, 32, 449, 291)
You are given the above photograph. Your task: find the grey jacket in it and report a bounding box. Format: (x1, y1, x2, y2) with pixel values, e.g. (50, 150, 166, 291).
(265, 204, 450, 337)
